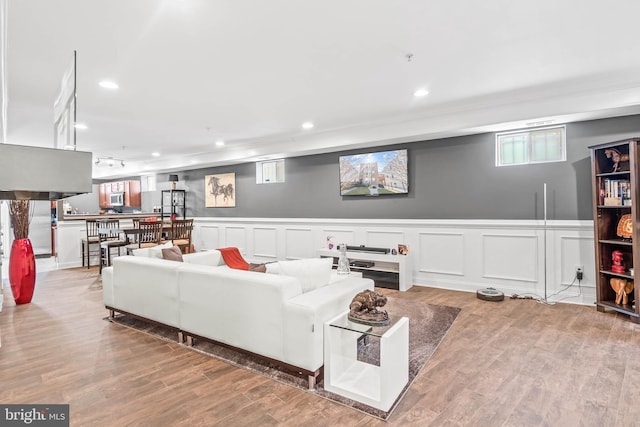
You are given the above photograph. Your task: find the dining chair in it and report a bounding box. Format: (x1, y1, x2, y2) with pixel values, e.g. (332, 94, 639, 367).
(82, 219, 101, 269)
(99, 219, 127, 273)
(125, 221, 163, 254)
(169, 219, 193, 253)
(129, 218, 142, 244)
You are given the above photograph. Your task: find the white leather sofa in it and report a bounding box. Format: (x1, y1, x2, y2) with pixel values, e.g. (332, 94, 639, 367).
(102, 250, 373, 387)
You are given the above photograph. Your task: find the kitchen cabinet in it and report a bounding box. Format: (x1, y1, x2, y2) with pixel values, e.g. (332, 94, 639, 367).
(99, 183, 110, 208)
(98, 180, 141, 208)
(124, 180, 141, 207)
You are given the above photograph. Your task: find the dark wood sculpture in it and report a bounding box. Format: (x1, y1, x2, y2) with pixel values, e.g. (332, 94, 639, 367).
(617, 214, 633, 240)
(605, 148, 629, 172)
(348, 289, 390, 326)
(610, 278, 634, 305)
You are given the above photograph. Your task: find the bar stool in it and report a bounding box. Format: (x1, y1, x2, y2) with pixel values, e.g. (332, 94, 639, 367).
(99, 219, 127, 273)
(82, 219, 101, 269)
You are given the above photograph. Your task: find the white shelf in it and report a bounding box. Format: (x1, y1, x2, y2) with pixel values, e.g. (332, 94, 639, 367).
(317, 248, 411, 291)
(329, 359, 381, 400)
(349, 265, 399, 274)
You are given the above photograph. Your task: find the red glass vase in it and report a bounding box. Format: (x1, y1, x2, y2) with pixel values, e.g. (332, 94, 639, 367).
(9, 238, 36, 305)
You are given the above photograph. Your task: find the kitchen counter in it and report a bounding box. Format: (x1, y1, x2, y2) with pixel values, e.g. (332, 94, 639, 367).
(55, 215, 161, 268)
(59, 213, 159, 221)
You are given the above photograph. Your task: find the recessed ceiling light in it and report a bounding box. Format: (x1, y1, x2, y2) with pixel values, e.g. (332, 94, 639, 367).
(216, 140, 225, 147)
(74, 123, 87, 130)
(99, 81, 119, 89)
(302, 122, 314, 130)
(413, 89, 429, 97)
(152, 152, 160, 157)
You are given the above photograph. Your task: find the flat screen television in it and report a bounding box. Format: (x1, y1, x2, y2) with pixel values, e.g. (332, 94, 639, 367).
(339, 148, 408, 196)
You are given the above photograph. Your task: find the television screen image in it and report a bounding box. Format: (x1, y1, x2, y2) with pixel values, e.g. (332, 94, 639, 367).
(339, 149, 408, 196)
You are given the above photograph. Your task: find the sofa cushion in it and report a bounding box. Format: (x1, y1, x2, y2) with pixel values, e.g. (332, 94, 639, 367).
(131, 247, 151, 257)
(274, 258, 333, 292)
(182, 250, 226, 267)
(132, 241, 173, 258)
(265, 262, 280, 274)
(162, 246, 184, 262)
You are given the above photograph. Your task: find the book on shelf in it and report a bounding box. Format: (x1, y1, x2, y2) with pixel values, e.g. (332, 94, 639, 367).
(602, 178, 632, 206)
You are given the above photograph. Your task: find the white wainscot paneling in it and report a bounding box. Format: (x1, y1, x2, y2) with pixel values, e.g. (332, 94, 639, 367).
(285, 228, 314, 259)
(198, 225, 220, 250)
(559, 235, 595, 286)
(322, 228, 355, 247)
(187, 218, 595, 304)
(225, 227, 247, 250)
(365, 230, 405, 251)
(483, 233, 538, 282)
(418, 232, 465, 276)
(253, 227, 277, 258)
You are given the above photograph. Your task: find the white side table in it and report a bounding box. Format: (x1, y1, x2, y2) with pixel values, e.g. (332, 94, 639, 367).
(324, 311, 408, 411)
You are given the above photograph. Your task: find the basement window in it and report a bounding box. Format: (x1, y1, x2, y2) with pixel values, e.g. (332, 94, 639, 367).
(496, 125, 566, 166)
(256, 159, 285, 184)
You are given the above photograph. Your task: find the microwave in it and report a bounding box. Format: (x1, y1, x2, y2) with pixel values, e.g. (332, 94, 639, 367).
(110, 192, 124, 206)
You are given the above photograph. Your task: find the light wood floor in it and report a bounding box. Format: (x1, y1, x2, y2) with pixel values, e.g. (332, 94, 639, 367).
(2, 268, 640, 426)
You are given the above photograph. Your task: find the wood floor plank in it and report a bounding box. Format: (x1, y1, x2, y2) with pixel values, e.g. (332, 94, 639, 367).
(3, 268, 640, 426)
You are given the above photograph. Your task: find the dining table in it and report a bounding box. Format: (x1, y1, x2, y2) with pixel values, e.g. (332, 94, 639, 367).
(121, 225, 174, 240)
(98, 224, 174, 244)
(99, 221, 193, 255)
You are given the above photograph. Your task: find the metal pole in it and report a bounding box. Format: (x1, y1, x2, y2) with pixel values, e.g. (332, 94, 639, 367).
(543, 183, 548, 302)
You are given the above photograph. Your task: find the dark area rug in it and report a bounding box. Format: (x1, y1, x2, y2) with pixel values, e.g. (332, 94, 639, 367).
(106, 297, 460, 420)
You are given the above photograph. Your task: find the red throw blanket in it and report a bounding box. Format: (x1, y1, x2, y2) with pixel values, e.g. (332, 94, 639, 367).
(217, 247, 249, 270)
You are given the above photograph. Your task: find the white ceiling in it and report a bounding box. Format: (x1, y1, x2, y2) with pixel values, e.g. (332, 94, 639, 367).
(4, 0, 640, 179)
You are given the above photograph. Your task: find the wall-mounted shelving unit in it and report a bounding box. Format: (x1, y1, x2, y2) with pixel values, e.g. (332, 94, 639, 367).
(590, 138, 640, 323)
(160, 190, 186, 220)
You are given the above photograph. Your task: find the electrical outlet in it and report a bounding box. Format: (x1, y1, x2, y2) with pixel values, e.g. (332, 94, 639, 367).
(576, 265, 584, 280)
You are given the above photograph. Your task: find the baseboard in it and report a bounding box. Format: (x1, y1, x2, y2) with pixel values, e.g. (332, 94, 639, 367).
(413, 280, 596, 306)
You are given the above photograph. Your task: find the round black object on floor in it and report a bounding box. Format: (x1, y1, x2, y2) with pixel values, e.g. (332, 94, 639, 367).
(476, 287, 504, 302)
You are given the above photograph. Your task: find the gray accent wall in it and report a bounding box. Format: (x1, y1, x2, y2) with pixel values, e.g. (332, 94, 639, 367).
(158, 115, 640, 221)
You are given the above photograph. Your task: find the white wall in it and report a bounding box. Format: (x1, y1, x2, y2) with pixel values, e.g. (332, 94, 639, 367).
(63, 184, 100, 214)
(53, 216, 595, 305)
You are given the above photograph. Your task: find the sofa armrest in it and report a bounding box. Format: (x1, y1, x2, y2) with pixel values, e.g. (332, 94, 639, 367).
(328, 270, 362, 283)
(111, 256, 182, 327)
(282, 276, 374, 371)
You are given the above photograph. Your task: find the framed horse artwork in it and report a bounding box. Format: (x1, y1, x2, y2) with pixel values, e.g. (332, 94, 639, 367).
(205, 173, 236, 207)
